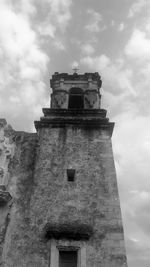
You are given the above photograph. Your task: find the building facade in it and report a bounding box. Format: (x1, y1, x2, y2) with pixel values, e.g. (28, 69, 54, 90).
(0, 72, 127, 267)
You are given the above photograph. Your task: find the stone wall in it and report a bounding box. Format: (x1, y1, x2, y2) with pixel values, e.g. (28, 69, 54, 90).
(0, 120, 127, 266)
(0, 119, 37, 267)
(29, 126, 127, 267)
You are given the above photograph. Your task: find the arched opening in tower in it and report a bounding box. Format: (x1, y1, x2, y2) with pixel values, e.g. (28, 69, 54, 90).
(68, 88, 84, 109)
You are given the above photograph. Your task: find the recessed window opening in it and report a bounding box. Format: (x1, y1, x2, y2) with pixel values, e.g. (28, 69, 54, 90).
(68, 88, 84, 109)
(67, 169, 75, 182)
(59, 250, 77, 267)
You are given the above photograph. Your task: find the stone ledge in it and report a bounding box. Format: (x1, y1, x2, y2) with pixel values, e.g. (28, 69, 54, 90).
(43, 108, 107, 117)
(34, 119, 114, 136)
(43, 223, 93, 241)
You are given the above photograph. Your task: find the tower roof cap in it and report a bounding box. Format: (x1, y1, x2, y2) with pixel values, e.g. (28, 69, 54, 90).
(50, 72, 102, 88)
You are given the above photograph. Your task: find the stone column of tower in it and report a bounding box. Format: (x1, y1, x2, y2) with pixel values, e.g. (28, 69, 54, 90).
(0, 72, 128, 267)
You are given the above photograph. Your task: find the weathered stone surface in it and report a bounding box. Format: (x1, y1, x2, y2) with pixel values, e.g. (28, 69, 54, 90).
(27, 125, 127, 266)
(0, 121, 38, 266)
(0, 120, 15, 266)
(0, 190, 12, 206)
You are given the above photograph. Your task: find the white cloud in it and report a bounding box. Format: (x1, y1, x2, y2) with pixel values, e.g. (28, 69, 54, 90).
(118, 23, 125, 32)
(54, 40, 66, 50)
(112, 108, 150, 267)
(124, 21, 150, 114)
(114, 114, 150, 191)
(14, 0, 37, 17)
(125, 29, 150, 60)
(43, 0, 72, 32)
(128, 0, 147, 18)
(0, 0, 73, 131)
(80, 54, 133, 96)
(38, 22, 56, 38)
(81, 43, 95, 55)
(85, 9, 105, 33)
(0, 0, 49, 130)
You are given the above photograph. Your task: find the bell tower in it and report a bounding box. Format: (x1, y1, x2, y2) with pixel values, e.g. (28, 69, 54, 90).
(33, 71, 128, 267)
(50, 72, 101, 110)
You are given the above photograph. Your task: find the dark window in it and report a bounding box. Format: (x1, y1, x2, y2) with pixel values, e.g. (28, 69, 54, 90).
(59, 251, 77, 267)
(67, 169, 75, 182)
(68, 88, 84, 109)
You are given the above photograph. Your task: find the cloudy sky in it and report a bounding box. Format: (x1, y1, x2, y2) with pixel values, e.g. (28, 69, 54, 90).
(0, 0, 150, 266)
